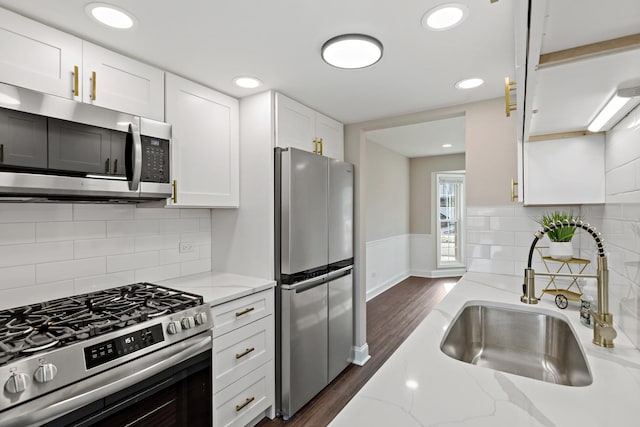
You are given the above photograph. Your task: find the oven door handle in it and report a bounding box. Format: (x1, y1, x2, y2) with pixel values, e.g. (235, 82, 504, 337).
(0, 333, 212, 427)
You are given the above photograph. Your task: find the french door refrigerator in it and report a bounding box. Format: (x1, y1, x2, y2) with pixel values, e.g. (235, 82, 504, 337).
(275, 147, 354, 420)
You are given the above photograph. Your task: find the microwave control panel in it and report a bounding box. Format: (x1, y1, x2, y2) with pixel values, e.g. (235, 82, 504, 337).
(141, 136, 170, 183)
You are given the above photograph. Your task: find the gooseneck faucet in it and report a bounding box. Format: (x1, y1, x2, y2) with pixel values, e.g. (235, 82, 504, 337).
(522, 219, 617, 348)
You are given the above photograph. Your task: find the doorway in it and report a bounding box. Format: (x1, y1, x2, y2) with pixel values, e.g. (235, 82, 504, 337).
(435, 172, 465, 268)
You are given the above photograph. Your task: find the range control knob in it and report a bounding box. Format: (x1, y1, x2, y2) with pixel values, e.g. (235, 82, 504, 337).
(34, 363, 58, 384)
(167, 320, 182, 335)
(194, 312, 208, 326)
(181, 316, 195, 329)
(5, 372, 29, 394)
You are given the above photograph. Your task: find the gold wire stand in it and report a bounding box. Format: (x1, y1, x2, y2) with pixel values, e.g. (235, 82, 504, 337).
(535, 247, 590, 307)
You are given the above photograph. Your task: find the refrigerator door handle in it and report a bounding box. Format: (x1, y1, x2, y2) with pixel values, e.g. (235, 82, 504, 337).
(327, 266, 353, 281)
(282, 275, 328, 293)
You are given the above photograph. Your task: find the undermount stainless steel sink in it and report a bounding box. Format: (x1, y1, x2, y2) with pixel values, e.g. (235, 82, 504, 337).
(441, 303, 592, 386)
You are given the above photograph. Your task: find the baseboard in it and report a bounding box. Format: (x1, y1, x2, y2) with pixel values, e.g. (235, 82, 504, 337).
(410, 268, 467, 278)
(352, 343, 371, 366)
(366, 272, 410, 301)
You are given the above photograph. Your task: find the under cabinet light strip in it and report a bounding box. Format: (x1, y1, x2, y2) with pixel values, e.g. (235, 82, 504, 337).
(588, 87, 640, 132)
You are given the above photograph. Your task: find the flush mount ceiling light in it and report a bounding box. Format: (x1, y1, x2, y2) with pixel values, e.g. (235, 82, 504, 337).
(86, 3, 136, 29)
(233, 76, 263, 89)
(588, 87, 640, 132)
(321, 34, 383, 69)
(422, 4, 468, 31)
(455, 78, 483, 89)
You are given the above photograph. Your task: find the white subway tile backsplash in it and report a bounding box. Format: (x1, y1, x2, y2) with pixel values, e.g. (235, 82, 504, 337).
(74, 237, 135, 259)
(490, 216, 538, 232)
(466, 216, 490, 230)
(0, 205, 71, 223)
(467, 258, 514, 275)
(466, 244, 491, 259)
(0, 280, 75, 310)
(0, 241, 73, 268)
(134, 234, 180, 252)
(158, 218, 199, 233)
(36, 257, 105, 284)
(0, 203, 211, 308)
(490, 245, 531, 262)
(467, 230, 514, 246)
(107, 220, 160, 237)
(181, 258, 211, 276)
(73, 204, 134, 221)
(134, 207, 181, 220)
(179, 231, 211, 244)
(0, 223, 35, 245)
(36, 221, 106, 242)
(107, 251, 159, 273)
(74, 272, 136, 294)
(606, 162, 636, 195)
(0, 265, 35, 290)
(180, 209, 211, 218)
(466, 206, 515, 217)
(135, 264, 181, 283)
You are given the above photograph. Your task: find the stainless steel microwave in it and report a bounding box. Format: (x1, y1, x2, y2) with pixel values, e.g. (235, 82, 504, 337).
(0, 83, 171, 203)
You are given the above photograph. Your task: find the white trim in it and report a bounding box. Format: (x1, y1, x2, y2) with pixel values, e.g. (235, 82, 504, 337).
(434, 172, 466, 268)
(351, 343, 371, 366)
(410, 268, 466, 278)
(366, 272, 410, 301)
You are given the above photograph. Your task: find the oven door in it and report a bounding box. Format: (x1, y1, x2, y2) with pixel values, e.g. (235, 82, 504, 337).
(1, 333, 212, 427)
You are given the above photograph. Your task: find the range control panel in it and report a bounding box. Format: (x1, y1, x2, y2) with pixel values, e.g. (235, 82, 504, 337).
(141, 136, 170, 183)
(84, 324, 165, 369)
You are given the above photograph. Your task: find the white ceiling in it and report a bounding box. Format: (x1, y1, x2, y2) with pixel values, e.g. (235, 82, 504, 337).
(366, 116, 465, 158)
(0, 0, 515, 124)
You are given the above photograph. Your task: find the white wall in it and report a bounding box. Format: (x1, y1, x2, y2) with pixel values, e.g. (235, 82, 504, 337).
(580, 106, 640, 349)
(0, 204, 212, 309)
(365, 140, 410, 299)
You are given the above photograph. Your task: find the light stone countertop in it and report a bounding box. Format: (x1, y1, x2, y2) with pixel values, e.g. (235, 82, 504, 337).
(158, 271, 275, 307)
(330, 271, 640, 427)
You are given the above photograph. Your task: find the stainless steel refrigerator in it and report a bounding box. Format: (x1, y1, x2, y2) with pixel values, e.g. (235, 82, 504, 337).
(275, 147, 354, 420)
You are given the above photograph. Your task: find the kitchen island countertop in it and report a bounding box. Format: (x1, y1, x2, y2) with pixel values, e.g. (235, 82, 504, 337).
(330, 271, 640, 427)
(158, 271, 275, 307)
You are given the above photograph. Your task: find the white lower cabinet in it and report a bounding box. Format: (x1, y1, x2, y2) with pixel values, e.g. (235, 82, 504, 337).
(212, 288, 275, 427)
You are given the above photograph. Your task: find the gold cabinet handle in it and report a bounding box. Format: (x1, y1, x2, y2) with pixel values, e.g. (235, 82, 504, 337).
(235, 307, 255, 317)
(73, 65, 79, 96)
(90, 71, 97, 100)
(510, 178, 519, 202)
(312, 138, 318, 154)
(172, 179, 178, 204)
(504, 77, 517, 117)
(318, 137, 323, 155)
(235, 396, 255, 412)
(235, 347, 255, 360)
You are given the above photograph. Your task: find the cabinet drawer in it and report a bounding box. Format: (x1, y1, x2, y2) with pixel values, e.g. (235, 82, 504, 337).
(211, 289, 274, 337)
(214, 362, 273, 427)
(213, 315, 273, 392)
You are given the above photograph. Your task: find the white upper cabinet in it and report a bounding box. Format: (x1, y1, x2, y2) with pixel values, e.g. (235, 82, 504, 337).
(165, 73, 239, 208)
(275, 93, 344, 160)
(0, 8, 82, 100)
(82, 42, 164, 121)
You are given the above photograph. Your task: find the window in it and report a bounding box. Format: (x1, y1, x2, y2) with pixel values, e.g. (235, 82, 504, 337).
(436, 173, 465, 268)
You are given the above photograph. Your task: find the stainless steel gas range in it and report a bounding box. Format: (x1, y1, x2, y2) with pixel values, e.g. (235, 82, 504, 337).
(0, 283, 213, 427)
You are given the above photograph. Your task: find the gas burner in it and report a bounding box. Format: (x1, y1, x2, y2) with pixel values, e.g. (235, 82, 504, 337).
(0, 283, 204, 365)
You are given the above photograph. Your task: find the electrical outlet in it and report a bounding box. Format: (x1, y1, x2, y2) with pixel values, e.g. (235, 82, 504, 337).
(179, 242, 194, 253)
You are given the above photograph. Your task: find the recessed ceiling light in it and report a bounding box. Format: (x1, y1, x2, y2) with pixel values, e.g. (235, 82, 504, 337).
(321, 34, 383, 69)
(405, 379, 419, 390)
(455, 78, 484, 89)
(86, 3, 136, 29)
(442, 144, 453, 148)
(233, 76, 263, 89)
(422, 4, 468, 31)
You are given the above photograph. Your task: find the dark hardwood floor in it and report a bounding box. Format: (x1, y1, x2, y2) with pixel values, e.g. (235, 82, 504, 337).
(257, 275, 459, 427)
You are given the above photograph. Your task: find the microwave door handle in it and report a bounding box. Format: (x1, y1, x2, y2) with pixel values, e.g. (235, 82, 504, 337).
(128, 120, 142, 191)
